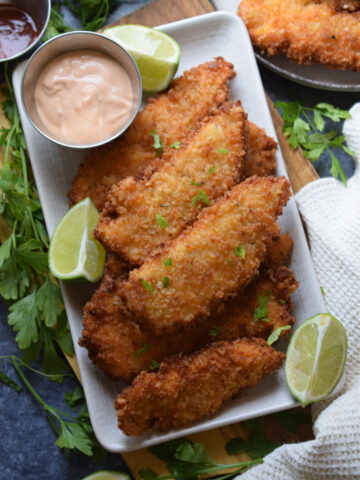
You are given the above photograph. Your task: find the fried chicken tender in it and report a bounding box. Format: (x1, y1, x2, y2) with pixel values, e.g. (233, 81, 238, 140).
(238, 0, 360, 71)
(95, 102, 248, 265)
(79, 265, 296, 381)
(68, 58, 235, 210)
(122, 176, 291, 335)
(244, 122, 277, 178)
(114, 338, 285, 435)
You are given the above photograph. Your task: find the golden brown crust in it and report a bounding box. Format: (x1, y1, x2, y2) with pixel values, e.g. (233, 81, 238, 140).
(243, 122, 277, 178)
(238, 0, 360, 71)
(68, 57, 235, 210)
(114, 338, 285, 435)
(79, 264, 297, 381)
(122, 176, 291, 335)
(95, 102, 248, 265)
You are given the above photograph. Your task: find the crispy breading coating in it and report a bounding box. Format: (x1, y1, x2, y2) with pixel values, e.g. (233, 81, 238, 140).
(238, 0, 360, 71)
(263, 231, 294, 269)
(122, 176, 291, 335)
(68, 58, 235, 210)
(79, 265, 297, 381)
(244, 122, 277, 178)
(114, 338, 285, 435)
(95, 102, 248, 265)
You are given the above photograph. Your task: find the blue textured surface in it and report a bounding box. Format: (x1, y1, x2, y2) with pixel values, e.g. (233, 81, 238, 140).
(1, 1, 360, 480)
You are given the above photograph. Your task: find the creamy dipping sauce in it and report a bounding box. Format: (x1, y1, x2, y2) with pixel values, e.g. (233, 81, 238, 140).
(34, 50, 133, 145)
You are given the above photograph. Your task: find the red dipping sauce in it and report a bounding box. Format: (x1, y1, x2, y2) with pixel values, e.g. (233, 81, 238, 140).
(0, 5, 38, 60)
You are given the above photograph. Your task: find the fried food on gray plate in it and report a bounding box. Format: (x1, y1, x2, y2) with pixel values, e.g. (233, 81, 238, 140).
(238, 0, 360, 71)
(121, 176, 291, 335)
(79, 263, 297, 381)
(114, 337, 285, 435)
(95, 102, 248, 265)
(68, 57, 235, 210)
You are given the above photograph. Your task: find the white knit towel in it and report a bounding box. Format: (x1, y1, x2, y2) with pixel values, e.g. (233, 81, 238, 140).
(237, 105, 360, 479)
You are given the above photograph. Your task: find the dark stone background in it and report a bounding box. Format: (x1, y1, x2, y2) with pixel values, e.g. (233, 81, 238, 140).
(1, 2, 359, 480)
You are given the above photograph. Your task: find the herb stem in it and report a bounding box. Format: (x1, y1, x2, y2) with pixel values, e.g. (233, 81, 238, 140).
(11, 355, 47, 409)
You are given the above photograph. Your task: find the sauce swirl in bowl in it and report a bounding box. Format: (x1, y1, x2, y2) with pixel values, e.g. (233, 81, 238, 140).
(22, 31, 142, 149)
(35, 50, 133, 145)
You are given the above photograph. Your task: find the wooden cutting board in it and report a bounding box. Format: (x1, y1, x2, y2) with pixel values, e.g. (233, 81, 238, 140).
(107, 0, 317, 477)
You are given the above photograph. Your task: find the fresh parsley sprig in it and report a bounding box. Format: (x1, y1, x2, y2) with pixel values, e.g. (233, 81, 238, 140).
(275, 101, 353, 185)
(139, 438, 262, 480)
(63, 0, 116, 31)
(0, 69, 73, 378)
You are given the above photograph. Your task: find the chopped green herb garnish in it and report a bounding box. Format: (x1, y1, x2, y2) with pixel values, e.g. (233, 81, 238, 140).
(141, 279, 154, 294)
(134, 344, 152, 357)
(235, 202, 240, 207)
(191, 189, 210, 207)
(164, 257, 172, 267)
(254, 293, 271, 322)
(170, 141, 181, 149)
(218, 148, 228, 154)
(235, 245, 245, 259)
(151, 129, 163, 156)
(208, 326, 222, 337)
(320, 286, 325, 296)
(191, 180, 201, 187)
(156, 213, 169, 230)
(209, 166, 215, 174)
(267, 326, 291, 345)
(148, 359, 160, 371)
(226, 258, 234, 267)
(163, 276, 170, 288)
(279, 298, 287, 304)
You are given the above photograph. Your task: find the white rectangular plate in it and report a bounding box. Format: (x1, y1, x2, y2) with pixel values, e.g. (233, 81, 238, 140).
(13, 11, 326, 453)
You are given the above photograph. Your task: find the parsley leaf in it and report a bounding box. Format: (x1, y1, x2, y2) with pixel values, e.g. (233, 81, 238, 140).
(0, 368, 22, 392)
(190, 180, 201, 187)
(163, 276, 170, 288)
(235, 245, 245, 259)
(141, 279, 155, 294)
(209, 166, 215, 174)
(148, 360, 160, 371)
(36, 277, 63, 327)
(164, 257, 172, 267)
(254, 293, 270, 323)
(208, 326, 222, 337)
(267, 325, 291, 345)
(191, 189, 210, 207)
(8, 289, 38, 349)
(275, 100, 353, 185)
(151, 129, 163, 156)
(156, 213, 169, 230)
(141, 438, 262, 480)
(218, 148, 228, 154)
(134, 344, 152, 357)
(170, 141, 180, 149)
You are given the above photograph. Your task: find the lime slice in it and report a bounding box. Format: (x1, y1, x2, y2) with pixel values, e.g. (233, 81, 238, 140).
(81, 472, 131, 480)
(49, 197, 106, 282)
(103, 24, 181, 92)
(285, 313, 347, 407)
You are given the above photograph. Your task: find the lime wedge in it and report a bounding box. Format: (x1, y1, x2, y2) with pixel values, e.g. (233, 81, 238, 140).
(81, 472, 131, 480)
(49, 197, 106, 282)
(103, 24, 181, 92)
(285, 313, 347, 407)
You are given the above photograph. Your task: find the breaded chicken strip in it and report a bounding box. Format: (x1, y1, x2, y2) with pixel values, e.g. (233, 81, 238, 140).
(244, 122, 277, 178)
(79, 265, 297, 381)
(122, 176, 291, 335)
(238, 0, 360, 71)
(69, 58, 235, 210)
(114, 338, 285, 435)
(95, 102, 248, 265)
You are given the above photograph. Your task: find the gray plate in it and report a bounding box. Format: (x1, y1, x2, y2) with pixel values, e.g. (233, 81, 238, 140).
(257, 53, 360, 92)
(213, 0, 360, 92)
